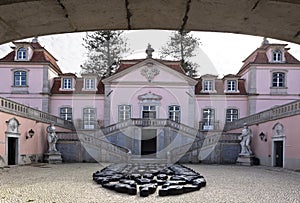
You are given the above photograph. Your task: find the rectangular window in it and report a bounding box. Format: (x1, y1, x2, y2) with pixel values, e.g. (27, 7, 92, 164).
(142, 105, 156, 119)
(202, 108, 215, 130)
(272, 72, 285, 87)
(14, 71, 27, 86)
(63, 78, 72, 89)
(118, 105, 131, 122)
(169, 105, 180, 123)
(227, 80, 237, 91)
(60, 107, 72, 121)
(226, 109, 238, 122)
(83, 108, 96, 129)
(85, 78, 95, 90)
(203, 80, 213, 91)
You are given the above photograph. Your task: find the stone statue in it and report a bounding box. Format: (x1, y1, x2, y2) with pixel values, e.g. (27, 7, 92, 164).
(47, 123, 58, 152)
(238, 123, 253, 155)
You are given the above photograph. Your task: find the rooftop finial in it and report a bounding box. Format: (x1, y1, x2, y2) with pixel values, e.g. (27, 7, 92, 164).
(261, 37, 269, 46)
(145, 44, 154, 58)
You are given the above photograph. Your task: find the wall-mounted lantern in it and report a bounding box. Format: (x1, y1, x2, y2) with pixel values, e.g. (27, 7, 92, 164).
(259, 132, 267, 142)
(26, 129, 35, 139)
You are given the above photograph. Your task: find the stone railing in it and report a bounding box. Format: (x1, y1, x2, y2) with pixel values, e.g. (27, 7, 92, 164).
(199, 121, 221, 131)
(77, 131, 131, 163)
(56, 132, 79, 141)
(168, 131, 240, 163)
(224, 100, 300, 131)
(0, 97, 74, 130)
(101, 119, 198, 138)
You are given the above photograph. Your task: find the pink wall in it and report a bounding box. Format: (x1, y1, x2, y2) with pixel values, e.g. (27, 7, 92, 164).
(0, 111, 71, 166)
(227, 114, 300, 170)
(195, 95, 248, 128)
(50, 95, 104, 121)
(109, 85, 192, 125)
(0, 64, 49, 110)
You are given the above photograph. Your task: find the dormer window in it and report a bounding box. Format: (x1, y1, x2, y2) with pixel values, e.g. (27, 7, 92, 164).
(203, 80, 213, 92)
(17, 47, 27, 60)
(273, 50, 282, 62)
(226, 80, 237, 92)
(63, 78, 72, 89)
(200, 75, 217, 93)
(85, 78, 95, 90)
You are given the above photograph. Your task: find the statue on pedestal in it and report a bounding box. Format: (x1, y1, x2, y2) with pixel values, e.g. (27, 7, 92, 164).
(238, 123, 253, 155)
(46, 123, 58, 152)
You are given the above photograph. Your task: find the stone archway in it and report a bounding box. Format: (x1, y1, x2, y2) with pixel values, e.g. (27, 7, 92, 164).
(1, 1, 300, 45)
(5, 118, 21, 165)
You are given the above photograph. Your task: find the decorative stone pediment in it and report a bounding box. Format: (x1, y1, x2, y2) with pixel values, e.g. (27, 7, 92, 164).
(140, 62, 160, 82)
(138, 92, 162, 101)
(273, 123, 284, 138)
(6, 118, 20, 134)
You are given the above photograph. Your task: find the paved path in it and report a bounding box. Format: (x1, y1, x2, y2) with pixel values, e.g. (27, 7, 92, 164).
(0, 163, 299, 203)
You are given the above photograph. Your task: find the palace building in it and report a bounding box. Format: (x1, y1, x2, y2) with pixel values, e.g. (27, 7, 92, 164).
(1, 39, 300, 169)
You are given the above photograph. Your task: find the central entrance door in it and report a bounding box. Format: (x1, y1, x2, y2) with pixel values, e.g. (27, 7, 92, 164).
(274, 141, 283, 167)
(8, 137, 18, 165)
(141, 129, 157, 156)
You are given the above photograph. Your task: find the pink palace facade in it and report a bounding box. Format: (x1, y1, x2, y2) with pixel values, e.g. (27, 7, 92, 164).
(1, 39, 300, 169)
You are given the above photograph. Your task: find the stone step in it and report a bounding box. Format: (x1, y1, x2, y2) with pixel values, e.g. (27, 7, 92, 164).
(130, 158, 168, 164)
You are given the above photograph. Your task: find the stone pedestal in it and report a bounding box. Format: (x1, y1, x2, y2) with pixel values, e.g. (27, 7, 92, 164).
(236, 154, 255, 166)
(44, 152, 62, 164)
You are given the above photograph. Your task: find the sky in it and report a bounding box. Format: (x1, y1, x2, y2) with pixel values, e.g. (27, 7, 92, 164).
(1, 30, 300, 77)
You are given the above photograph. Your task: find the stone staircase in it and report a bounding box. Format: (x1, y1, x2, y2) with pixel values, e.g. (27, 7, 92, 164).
(130, 158, 168, 164)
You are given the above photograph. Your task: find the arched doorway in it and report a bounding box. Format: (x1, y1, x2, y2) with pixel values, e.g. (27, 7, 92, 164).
(272, 123, 285, 167)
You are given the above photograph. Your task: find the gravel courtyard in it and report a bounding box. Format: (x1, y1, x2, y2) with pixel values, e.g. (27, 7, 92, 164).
(0, 163, 299, 203)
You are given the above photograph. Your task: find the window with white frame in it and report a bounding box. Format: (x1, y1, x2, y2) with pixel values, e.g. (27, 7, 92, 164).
(60, 107, 72, 121)
(272, 72, 285, 87)
(83, 108, 96, 129)
(203, 80, 213, 92)
(14, 71, 27, 86)
(142, 105, 157, 119)
(17, 47, 26, 60)
(226, 80, 237, 91)
(118, 105, 131, 122)
(226, 108, 238, 122)
(85, 78, 95, 90)
(62, 78, 72, 89)
(273, 50, 282, 62)
(169, 105, 180, 123)
(202, 108, 215, 130)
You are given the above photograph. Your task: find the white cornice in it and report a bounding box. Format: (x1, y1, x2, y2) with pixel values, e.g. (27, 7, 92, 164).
(102, 58, 198, 86)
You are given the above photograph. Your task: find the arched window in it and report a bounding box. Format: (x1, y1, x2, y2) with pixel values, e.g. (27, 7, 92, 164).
(273, 50, 282, 62)
(272, 72, 285, 87)
(83, 108, 96, 129)
(202, 108, 215, 130)
(14, 71, 27, 86)
(118, 105, 131, 122)
(17, 47, 27, 60)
